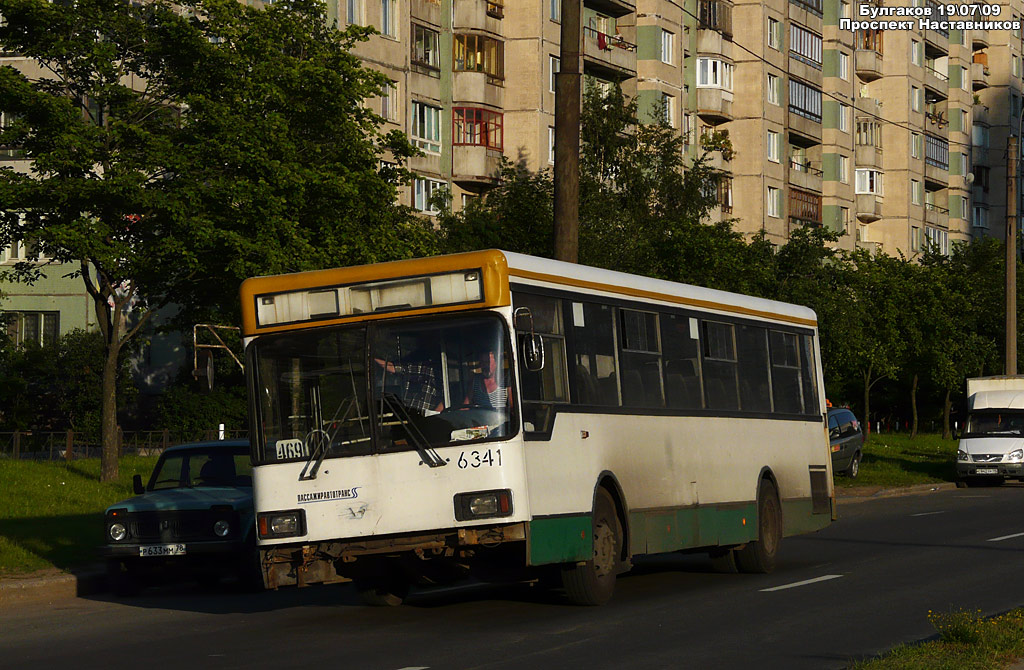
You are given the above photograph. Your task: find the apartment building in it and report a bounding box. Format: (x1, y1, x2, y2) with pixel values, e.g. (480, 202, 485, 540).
(339, 0, 1023, 259)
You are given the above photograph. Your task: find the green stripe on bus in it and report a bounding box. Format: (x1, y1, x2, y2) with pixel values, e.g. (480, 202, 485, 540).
(528, 515, 592, 565)
(781, 498, 832, 536)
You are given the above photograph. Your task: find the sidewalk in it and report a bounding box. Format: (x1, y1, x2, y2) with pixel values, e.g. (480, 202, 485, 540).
(834, 481, 958, 504)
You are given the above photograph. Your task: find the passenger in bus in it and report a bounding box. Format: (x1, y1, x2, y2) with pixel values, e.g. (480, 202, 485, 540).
(374, 353, 444, 415)
(463, 347, 510, 410)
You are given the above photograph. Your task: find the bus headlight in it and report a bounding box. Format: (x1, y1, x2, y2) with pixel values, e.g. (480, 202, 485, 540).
(1008, 449, 1024, 462)
(257, 510, 306, 539)
(957, 449, 970, 462)
(454, 490, 513, 521)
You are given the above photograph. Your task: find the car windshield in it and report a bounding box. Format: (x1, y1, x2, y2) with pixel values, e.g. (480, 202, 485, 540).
(964, 411, 1024, 437)
(148, 447, 253, 491)
(249, 314, 517, 465)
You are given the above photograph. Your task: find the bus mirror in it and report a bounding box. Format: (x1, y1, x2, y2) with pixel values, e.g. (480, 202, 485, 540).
(524, 334, 545, 372)
(193, 350, 214, 391)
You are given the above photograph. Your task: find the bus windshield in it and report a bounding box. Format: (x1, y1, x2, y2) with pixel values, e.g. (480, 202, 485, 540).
(964, 411, 1024, 438)
(249, 315, 516, 465)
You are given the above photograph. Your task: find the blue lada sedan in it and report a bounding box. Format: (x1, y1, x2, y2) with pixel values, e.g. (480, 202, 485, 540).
(103, 440, 261, 594)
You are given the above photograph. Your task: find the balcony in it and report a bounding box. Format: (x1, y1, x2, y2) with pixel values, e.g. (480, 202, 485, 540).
(453, 71, 503, 107)
(856, 193, 883, 222)
(789, 0, 823, 18)
(696, 87, 733, 122)
(698, 0, 733, 39)
(923, 65, 948, 98)
(925, 201, 949, 227)
(789, 187, 822, 227)
(855, 143, 882, 169)
(972, 61, 990, 90)
(453, 0, 503, 32)
(452, 145, 502, 184)
(972, 29, 989, 49)
(585, 0, 635, 18)
(582, 27, 636, 81)
(789, 158, 823, 193)
(855, 49, 883, 82)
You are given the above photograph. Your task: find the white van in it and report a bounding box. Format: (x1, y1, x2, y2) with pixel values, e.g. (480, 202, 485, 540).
(956, 376, 1024, 487)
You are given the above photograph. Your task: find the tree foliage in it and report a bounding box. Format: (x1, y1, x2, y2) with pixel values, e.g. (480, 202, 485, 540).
(0, 0, 437, 478)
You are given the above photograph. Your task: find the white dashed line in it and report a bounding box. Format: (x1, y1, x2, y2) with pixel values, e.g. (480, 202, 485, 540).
(987, 532, 1024, 542)
(760, 574, 844, 592)
(911, 511, 947, 517)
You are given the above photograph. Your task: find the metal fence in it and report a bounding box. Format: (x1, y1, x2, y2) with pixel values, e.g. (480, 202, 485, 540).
(0, 429, 249, 460)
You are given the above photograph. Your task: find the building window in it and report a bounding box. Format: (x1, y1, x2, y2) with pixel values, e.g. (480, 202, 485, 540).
(3, 311, 59, 347)
(838, 51, 849, 80)
(767, 130, 780, 162)
(767, 186, 781, 217)
(700, 0, 733, 35)
(839, 103, 849, 132)
(911, 39, 922, 66)
(973, 205, 989, 230)
(790, 24, 823, 69)
(855, 168, 883, 195)
(661, 29, 674, 64)
(911, 131, 922, 158)
(717, 177, 733, 213)
(856, 29, 883, 53)
(911, 226, 921, 251)
(346, 0, 362, 24)
(2, 238, 44, 263)
(696, 57, 734, 90)
(661, 92, 675, 127)
(549, 126, 555, 164)
(413, 177, 445, 214)
(767, 17, 781, 50)
(381, 81, 398, 122)
(550, 0, 560, 22)
(973, 124, 989, 148)
(411, 101, 441, 154)
(452, 107, 503, 150)
(911, 179, 922, 204)
(412, 24, 440, 70)
(789, 79, 822, 122)
(550, 56, 559, 93)
(1014, 55, 1021, 78)
(961, 65, 970, 90)
(841, 1, 850, 18)
(767, 73, 780, 105)
(911, 86, 922, 112)
(925, 226, 949, 255)
(838, 154, 849, 183)
(380, 0, 396, 38)
(453, 34, 505, 80)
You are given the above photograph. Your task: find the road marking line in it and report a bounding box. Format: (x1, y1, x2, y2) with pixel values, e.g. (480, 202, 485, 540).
(911, 511, 947, 517)
(760, 575, 843, 592)
(396, 667, 430, 669)
(988, 532, 1024, 542)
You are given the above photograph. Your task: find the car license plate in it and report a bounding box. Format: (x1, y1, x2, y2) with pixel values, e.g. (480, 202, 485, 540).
(139, 544, 186, 557)
(977, 468, 999, 475)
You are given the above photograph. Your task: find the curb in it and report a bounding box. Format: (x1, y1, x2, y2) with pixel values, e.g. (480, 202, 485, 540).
(0, 566, 106, 608)
(835, 482, 958, 505)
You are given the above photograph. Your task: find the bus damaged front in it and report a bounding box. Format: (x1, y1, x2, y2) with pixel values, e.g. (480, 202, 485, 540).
(246, 310, 532, 592)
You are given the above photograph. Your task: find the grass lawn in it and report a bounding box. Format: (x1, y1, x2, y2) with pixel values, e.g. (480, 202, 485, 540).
(0, 455, 159, 575)
(851, 608, 1024, 669)
(834, 432, 958, 490)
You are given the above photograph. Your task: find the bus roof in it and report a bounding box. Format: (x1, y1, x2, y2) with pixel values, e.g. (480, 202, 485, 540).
(239, 249, 817, 336)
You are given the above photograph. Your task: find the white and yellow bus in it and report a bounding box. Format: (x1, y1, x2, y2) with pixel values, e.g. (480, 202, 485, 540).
(241, 250, 834, 605)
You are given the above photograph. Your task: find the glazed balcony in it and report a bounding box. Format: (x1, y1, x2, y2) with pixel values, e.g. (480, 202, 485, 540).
(789, 187, 822, 228)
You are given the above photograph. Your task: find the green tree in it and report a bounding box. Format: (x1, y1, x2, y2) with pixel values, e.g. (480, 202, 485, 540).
(0, 0, 436, 480)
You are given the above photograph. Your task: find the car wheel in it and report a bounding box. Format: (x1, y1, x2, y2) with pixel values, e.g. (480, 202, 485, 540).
(561, 487, 621, 606)
(735, 479, 782, 574)
(847, 452, 861, 479)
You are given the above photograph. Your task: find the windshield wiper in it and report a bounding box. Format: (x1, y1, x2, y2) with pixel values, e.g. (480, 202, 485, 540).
(380, 393, 447, 468)
(300, 396, 358, 480)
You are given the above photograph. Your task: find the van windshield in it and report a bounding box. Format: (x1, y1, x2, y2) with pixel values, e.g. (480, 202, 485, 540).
(964, 411, 1024, 437)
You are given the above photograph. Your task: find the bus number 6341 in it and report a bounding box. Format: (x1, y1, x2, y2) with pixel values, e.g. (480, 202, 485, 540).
(458, 449, 502, 469)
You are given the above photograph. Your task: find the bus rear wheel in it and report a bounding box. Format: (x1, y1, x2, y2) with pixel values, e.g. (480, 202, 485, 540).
(736, 479, 781, 574)
(561, 488, 621, 606)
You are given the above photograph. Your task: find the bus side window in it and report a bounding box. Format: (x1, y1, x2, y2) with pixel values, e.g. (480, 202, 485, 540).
(572, 302, 619, 406)
(737, 324, 771, 413)
(769, 330, 803, 414)
(800, 335, 819, 414)
(702, 321, 739, 410)
(619, 308, 663, 408)
(512, 293, 568, 432)
(662, 314, 702, 409)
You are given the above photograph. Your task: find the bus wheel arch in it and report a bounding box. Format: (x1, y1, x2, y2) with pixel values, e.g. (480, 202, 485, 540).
(595, 471, 631, 567)
(560, 477, 627, 605)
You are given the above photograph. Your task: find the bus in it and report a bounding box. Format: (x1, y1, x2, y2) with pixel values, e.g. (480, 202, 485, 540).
(240, 249, 834, 605)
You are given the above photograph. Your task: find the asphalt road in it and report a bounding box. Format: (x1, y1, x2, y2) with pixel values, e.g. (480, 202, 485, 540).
(4, 486, 1024, 670)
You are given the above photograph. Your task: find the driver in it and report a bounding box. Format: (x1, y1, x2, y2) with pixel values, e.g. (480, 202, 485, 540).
(463, 346, 510, 410)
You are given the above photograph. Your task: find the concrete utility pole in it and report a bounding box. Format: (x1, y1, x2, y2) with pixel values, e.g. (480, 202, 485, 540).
(553, 0, 581, 264)
(1008, 134, 1018, 376)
